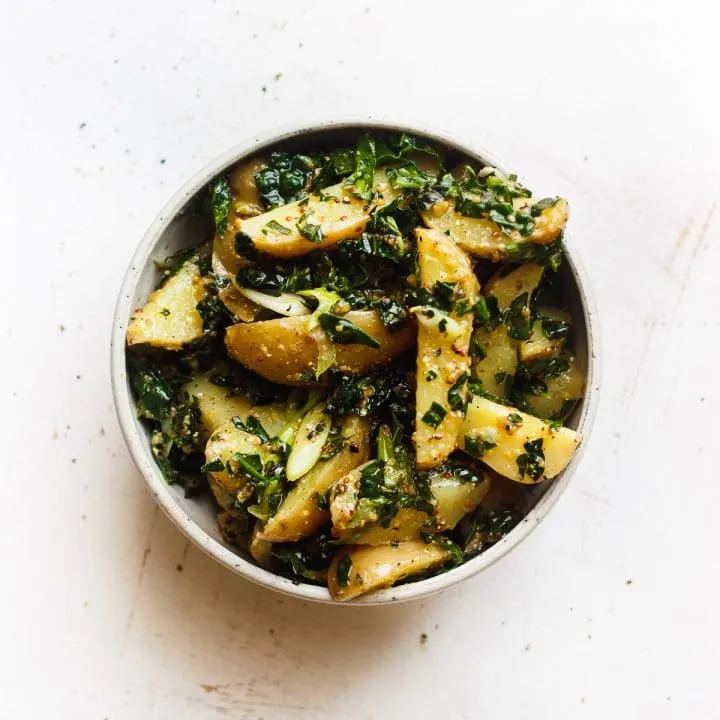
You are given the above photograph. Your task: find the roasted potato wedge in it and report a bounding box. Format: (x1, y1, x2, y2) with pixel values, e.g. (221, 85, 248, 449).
(462, 396, 580, 483)
(328, 541, 451, 601)
(413, 228, 479, 467)
(422, 199, 568, 258)
(213, 157, 266, 275)
(225, 310, 414, 386)
(261, 416, 371, 543)
(183, 374, 288, 438)
(223, 172, 398, 261)
(127, 261, 206, 349)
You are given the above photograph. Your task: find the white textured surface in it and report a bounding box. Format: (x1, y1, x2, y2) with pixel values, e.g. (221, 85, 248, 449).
(1, 1, 719, 718)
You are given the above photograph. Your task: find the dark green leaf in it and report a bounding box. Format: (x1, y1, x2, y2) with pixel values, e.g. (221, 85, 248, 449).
(344, 135, 377, 201)
(296, 210, 324, 242)
(318, 313, 380, 348)
(336, 554, 353, 587)
(211, 177, 232, 235)
(516, 438, 545, 481)
(422, 402, 447, 428)
(264, 219, 292, 236)
(447, 372, 469, 412)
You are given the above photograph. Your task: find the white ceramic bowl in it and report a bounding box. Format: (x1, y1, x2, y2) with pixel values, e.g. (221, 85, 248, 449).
(111, 118, 600, 605)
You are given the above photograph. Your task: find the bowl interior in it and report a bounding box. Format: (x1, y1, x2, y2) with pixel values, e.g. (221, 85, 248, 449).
(113, 122, 597, 604)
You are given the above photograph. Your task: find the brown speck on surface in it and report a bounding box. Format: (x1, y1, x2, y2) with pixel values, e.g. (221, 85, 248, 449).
(269, 627, 275, 635)
(176, 564, 183, 572)
(71, 458, 77, 464)
(274, 72, 282, 81)
(420, 633, 428, 645)
(78, 122, 87, 129)
(141, 547, 151, 567)
(75, 374, 81, 380)
(81, 514, 86, 521)
(626, 578, 633, 585)
(261, 85, 267, 93)
(160, 158, 166, 165)
(524, 643, 531, 651)
(52, 428, 58, 440)
(200, 684, 221, 694)
(100, 427, 105, 437)
(59, 324, 66, 333)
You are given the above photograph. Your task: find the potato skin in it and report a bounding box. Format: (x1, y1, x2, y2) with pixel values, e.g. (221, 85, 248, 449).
(327, 541, 450, 601)
(225, 311, 414, 386)
(260, 416, 370, 542)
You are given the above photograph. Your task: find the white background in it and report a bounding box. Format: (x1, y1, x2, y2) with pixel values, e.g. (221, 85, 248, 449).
(2, 1, 719, 718)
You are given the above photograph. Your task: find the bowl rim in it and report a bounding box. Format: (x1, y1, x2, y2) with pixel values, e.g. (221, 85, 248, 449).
(111, 115, 600, 605)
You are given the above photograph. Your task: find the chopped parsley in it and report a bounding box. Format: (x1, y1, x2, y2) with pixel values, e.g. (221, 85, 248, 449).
(422, 402, 447, 428)
(516, 438, 545, 481)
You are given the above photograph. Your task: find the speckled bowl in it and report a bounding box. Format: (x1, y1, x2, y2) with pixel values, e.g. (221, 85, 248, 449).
(111, 118, 600, 605)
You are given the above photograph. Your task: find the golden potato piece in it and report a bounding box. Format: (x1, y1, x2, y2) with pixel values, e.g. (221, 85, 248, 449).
(422, 198, 569, 257)
(182, 374, 288, 438)
(471, 326, 518, 397)
(462, 396, 581, 483)
(484, 263, 544, 311)
(413, 228, 479, 468)
(523, 359, 585, 420)
(530, 198, 569, 244)
(328, 541, 451, 601)
(225, 310, 414, 386)
(215, 170, 397, 262)
(127, 261, 206, 350)
(260, 416, 370, 542)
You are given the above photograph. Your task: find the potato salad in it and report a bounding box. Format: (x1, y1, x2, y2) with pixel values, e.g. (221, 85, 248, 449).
(126, 133, 584, 600)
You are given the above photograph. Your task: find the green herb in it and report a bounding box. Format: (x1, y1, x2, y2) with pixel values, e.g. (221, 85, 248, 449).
(447, 372, 469, 412)
(211, 177, 232, 235)
(296, 210, 324, 242)
(314, 491, 330, 511)
(233, 415, 271, 443)
(504, 237, 563, 271)
(516, 438, 545, 481)
(375, 134, 439, 164)
(254, 152, 314, 208)
(196, 295, 231, 332)
(473, 296, 500, 328)
(531, 197, 559, 215)
(505, 292, 533, 340)
(470, 339, 486, 361)
(344, 134, 377, 201)
(336, 554, 353, 587)
(507, 412, 523, 425)
(386, 161, 435, 190)
(201, 458, 225, 473)
(542, 317, 571, 339)
(129, 359, 172, 420)
(160, 307, 170, 316)
(422, 402, 447, 428)
(376, 425, 395, 463)
(421, 532, 464, 567)
(234, 232, 258, 260)
(461, 505, 523, 556)
(318, 313, 380, 348)
(464, 435, 496, 458)
(454, 298, 473, 316)
(426, 369, 438, 381)
(374, 296, 409, 332)
(264, 219, 292, 236)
